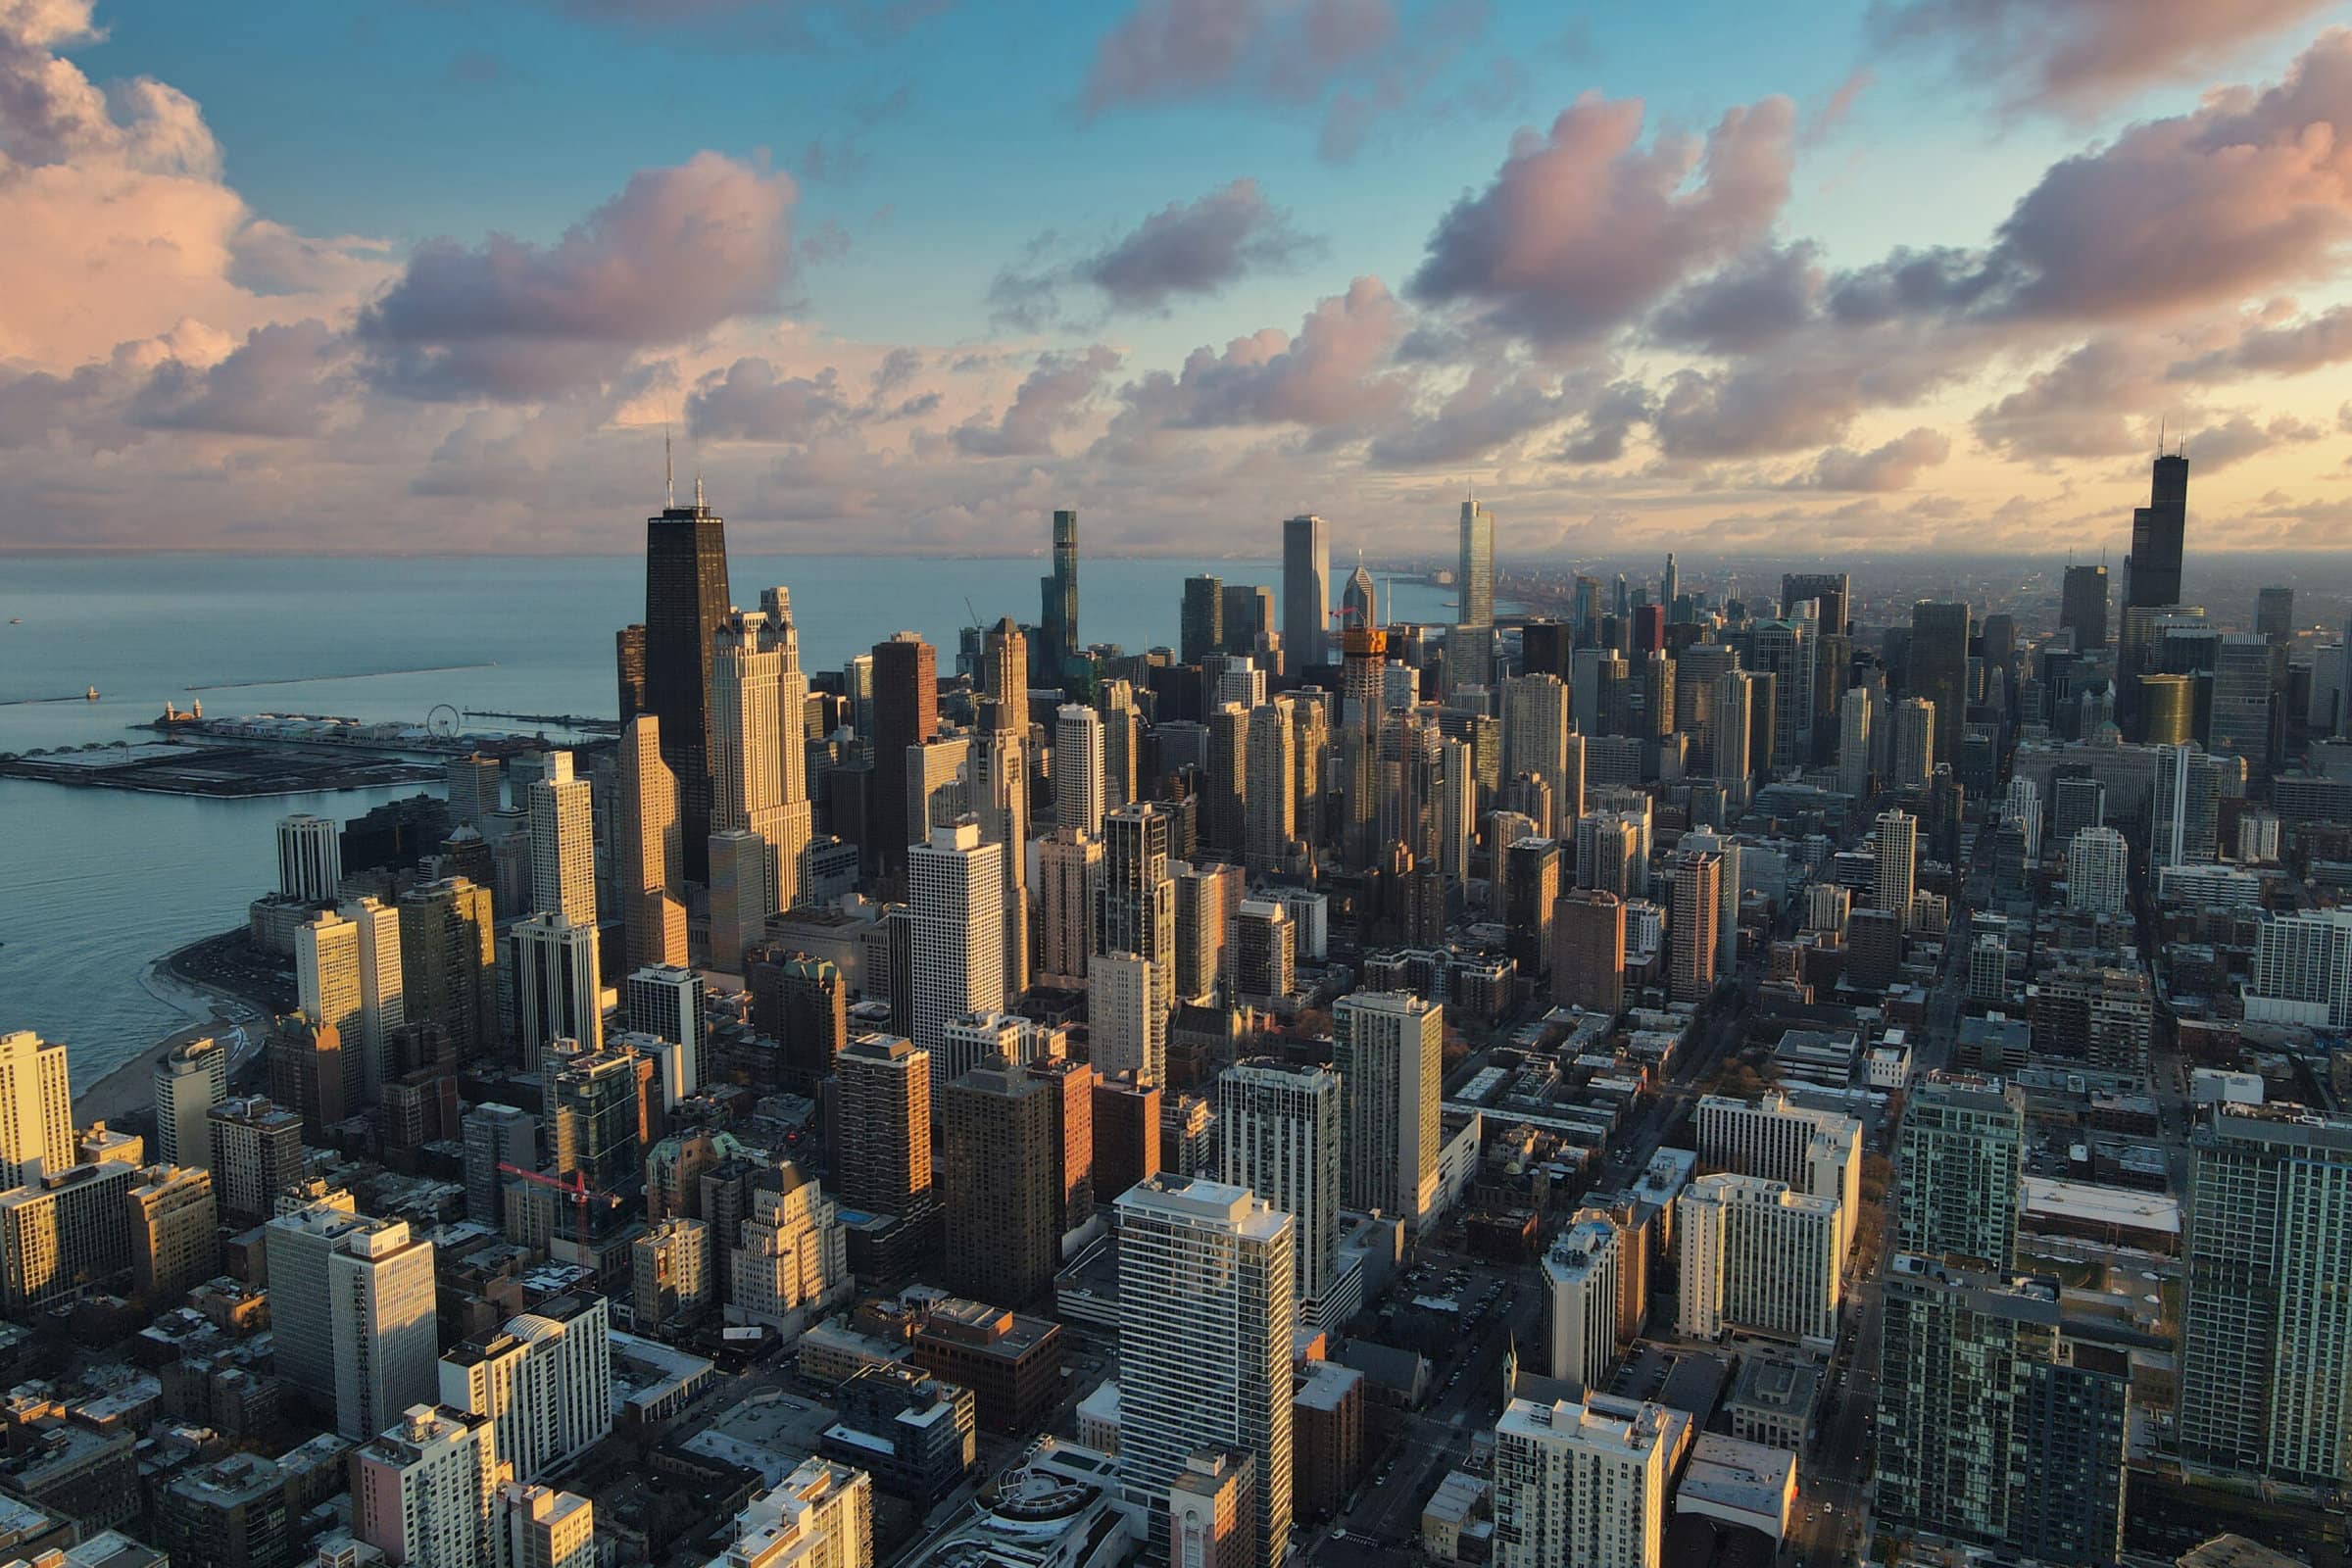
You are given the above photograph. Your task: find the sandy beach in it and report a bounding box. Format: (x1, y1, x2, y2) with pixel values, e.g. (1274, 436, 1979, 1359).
(72, 943, 267, 1129)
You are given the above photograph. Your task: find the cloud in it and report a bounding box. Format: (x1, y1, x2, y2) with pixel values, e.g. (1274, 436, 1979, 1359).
(1556, 379, 1653, 464)
(1649, 243, 1822, 356)
(1081, 0, 1396, 118)
(355, 153, 799, 401)
(1365, 368, 1580, 467)
(1792, 426, 1952, 491)
(1869, 0, 2332, 115)
(2168, 306, 2352, 381)
(1408, 92, 1796, 345)
(1106, 276, 1407, 448)
(954, 346, 1121, 457)
(130, 319, 348, 438)
(689, 360, 855, 441)
(0, 1, 392, 368)
(990, 178, 1318, 326)
(2181, 410, 2323, 472)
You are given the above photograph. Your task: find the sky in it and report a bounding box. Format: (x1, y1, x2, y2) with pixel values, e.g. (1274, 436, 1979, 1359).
(7, 0, 2352, 561)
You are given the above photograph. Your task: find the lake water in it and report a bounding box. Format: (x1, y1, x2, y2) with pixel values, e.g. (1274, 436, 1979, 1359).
(0, 552, 1465, 1088)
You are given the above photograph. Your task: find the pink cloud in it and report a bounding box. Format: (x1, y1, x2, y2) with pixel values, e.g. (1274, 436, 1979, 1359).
(1408, 92, 1796, 345)
(355, 153, 799, 401)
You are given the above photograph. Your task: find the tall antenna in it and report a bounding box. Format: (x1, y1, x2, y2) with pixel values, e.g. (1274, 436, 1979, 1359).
(695, 470, 705, 510)
(665, 426, 675, 509)
(2157, 414, 2165, 459)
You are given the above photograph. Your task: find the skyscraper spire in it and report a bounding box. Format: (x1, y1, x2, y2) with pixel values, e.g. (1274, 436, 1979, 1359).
(664, 427, 674, 510)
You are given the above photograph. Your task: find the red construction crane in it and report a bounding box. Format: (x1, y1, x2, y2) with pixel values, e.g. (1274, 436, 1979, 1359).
(498, 1163, 619, 1250)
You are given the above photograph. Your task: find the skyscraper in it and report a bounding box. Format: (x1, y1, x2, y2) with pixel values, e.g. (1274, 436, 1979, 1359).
(908, 819, 1004, 1059)
(2180, 1103, 2352, 1488)
(1117, 1177, 1295, 1568)
(1457, 498, 1494, 631)
(296, 909, 365, 1108)
(1890, 696, 1935, 790)
(398, 878, 499, 1063)
(1499, 674, 1570, 837)
(1244, 701, 1296, 876)
(341, 895, 406, 1096)
(268, 1203, 438, 1438)
(1552, 889, 1625, 1016)
(1492, 1396, 1671, 1568)
(1874, 808, 1917, 927)
(942, 1057, 1060, 1308)
(615, 715, 687, 970)
(2125, 445, 2188, 610)
(1667, 849, 1721, 1003)
(439, 1295, 612, 1484)
(528, 751, 597, 926)
(1055, 704, 1105, 837)
(1878, 1256, 2130, 1564)
(0, 1031, 72, 1190)
(1181, 575, 1225, 665)
(512, 914, 604, 1060)
(1097, 802, 1175, 1003)
(1908, 602, 1970, 768)
(2209, 632, 2283, 782)
(1217, 1060, 1342, 1314)
(1039, 509, 1080, 683)
(2061, 564, 2110, 650)
(643, 479, 731, 881)
(760, 587, 817, 915)
(1896, 1072, 2024, 1270)
(982, 615, 1028, 733)
(870, 631, 939, 876)
(1676, 1174, 1842, 1345)
(2256, 584, 2294, 644)
(1333, 992, 1442, 1225)
(152, 1036, 228, 1169)
(352, 1405, 502, 1568)
(1282, 514, 1330, 672)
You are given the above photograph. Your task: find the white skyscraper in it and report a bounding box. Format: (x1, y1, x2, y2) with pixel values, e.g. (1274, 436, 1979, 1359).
(1677, 1173, 1842, 1347)
(2066, 826, 2131, 916)
(439, 1294, 612, 1483)
(1543, 1217, 1623, 1394)
(1333, 993, 1443, 1225)
(528, 752, 598, 926)
(152, 1036, 229, 1168)
(1679, 824, 1741, 981)
(277, 813, 342, 903)
(330, 1217, 442, 1441)
(623, 964, 703, 1099)
(2244, 909, 2352, 1030)
(1457, 498, 1494, 629)
(352, 1404, 502, 1568)
(1218, 1059, 1342, 1313)
(0, 1031, 74, 1189)
(908, 819, 1005, 1059)
(1054, 703, 1105, 838)
(1875, 808, 1918, 928)
(1492, 1396, 1671, 1568)
(1695, 1090, 1862, 1260)
(1891, 698, 1936, 791)
(1117, 1176, 1295, 1568)
(708, 1456, 873, 1568)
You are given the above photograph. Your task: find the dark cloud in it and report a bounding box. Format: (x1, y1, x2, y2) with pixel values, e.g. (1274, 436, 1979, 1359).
(953, 346, 1121, 457)
(1556, 380, 1653, 464)
(2169, 306, 2352, 381)
(1409, 92, 1795, 345)
(356, 153, 797, 402)
(688, 360, 855, 441)
(131, 320, 346, 438)
(1650, 243, 1821, 356)
(1648, 364, 1874, 461)
(1972, 335, 2168, 460)
(1791, 426, 1952, 491)
(1869, 0, 2331, 115)
(1365, 368, 1580, 467)
(991, 179, 1317, 327)
(2181, 410, 2324, 472)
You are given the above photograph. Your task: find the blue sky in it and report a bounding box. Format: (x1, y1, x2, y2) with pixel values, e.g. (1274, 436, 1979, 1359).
(8, 0, 2352, 556)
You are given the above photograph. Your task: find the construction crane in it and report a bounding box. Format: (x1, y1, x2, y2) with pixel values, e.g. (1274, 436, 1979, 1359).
(498, 1163, 620, 1250)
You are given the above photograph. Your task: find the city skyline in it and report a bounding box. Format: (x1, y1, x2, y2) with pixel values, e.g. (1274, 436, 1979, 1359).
(8, 3, 2352, 559)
